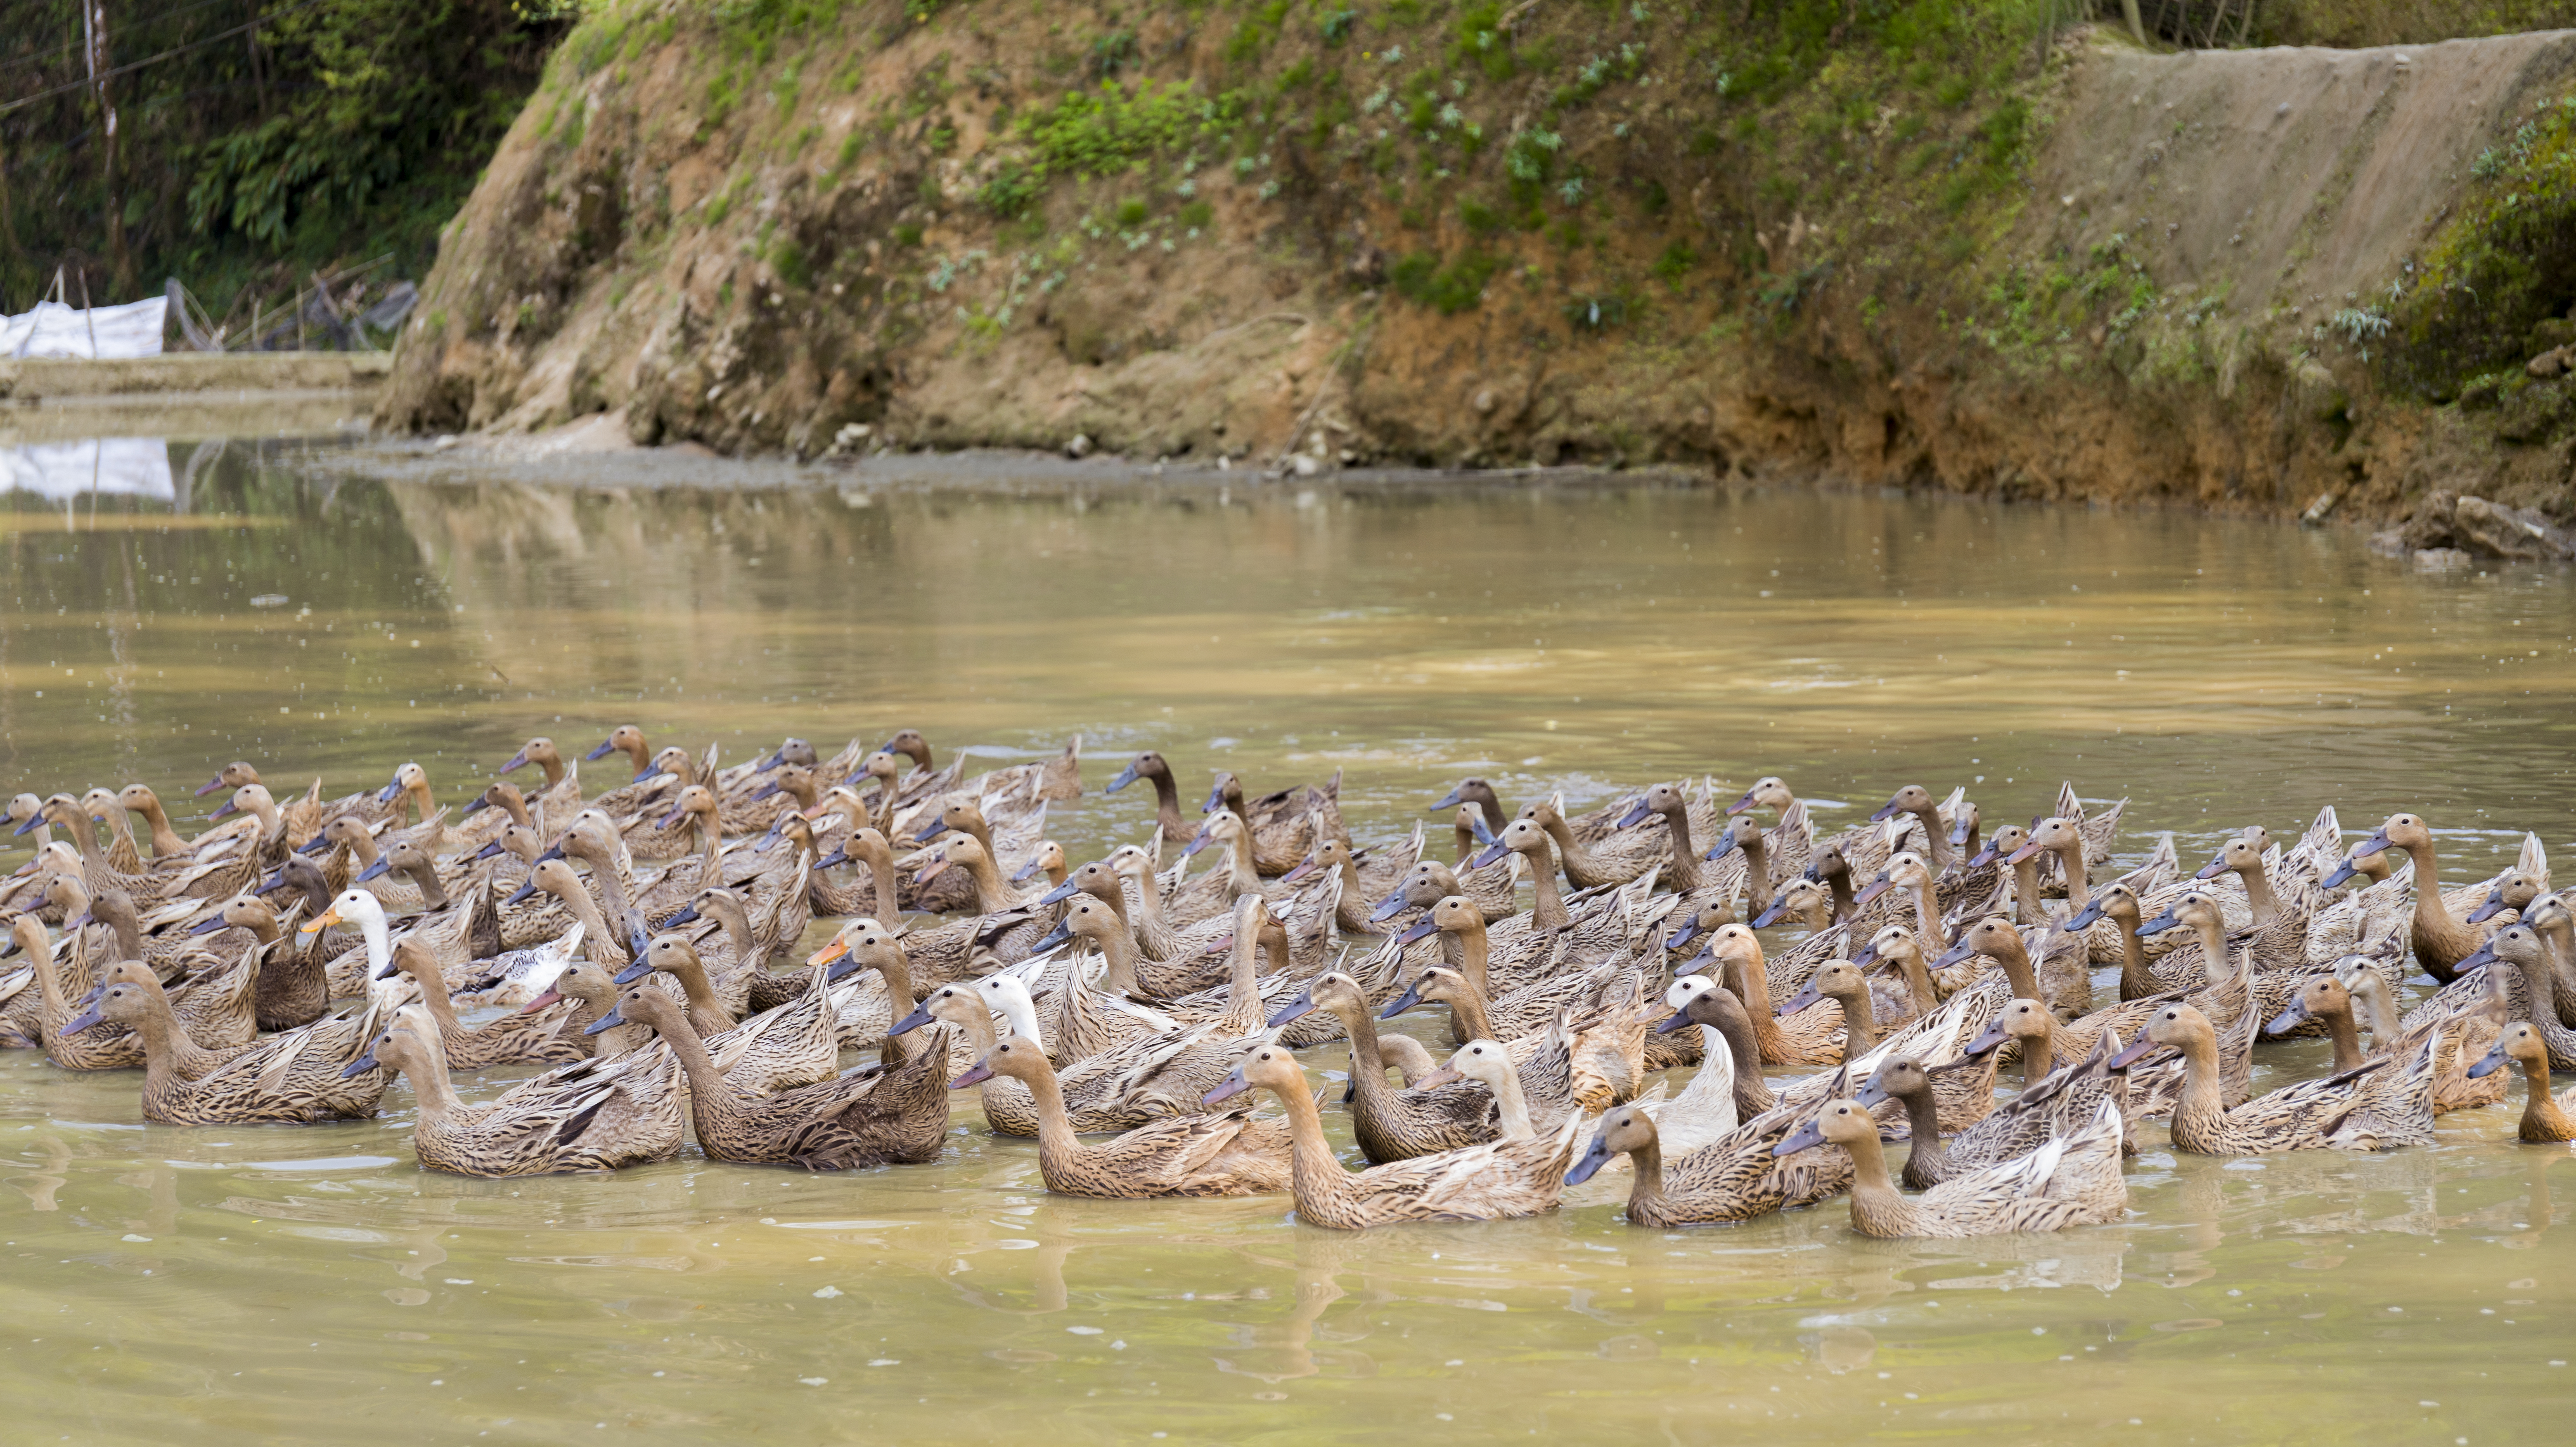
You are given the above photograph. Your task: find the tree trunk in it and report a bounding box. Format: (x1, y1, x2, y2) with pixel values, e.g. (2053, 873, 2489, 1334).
(86, 0, 133, 296)
(2121, 0, 2147, 45)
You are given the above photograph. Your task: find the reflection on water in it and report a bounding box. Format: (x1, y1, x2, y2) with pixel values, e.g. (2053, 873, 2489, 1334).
(4, 437, 2575, 1441)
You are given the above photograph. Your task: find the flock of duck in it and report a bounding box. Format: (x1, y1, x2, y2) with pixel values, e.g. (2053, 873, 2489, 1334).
(3, 731, 2570, 1241)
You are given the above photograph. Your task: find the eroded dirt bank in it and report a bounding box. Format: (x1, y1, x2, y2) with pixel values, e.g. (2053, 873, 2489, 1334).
(379, 2, 2576, 531)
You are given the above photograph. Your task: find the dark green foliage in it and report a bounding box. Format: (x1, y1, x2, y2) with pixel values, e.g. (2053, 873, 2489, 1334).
(1389, 249, 1500, 314)
(2390, 97, 2576, 397)
(0, 0, 563, 313)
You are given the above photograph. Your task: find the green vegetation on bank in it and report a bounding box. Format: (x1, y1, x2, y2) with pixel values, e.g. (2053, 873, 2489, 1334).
(0, 0, 563, 318)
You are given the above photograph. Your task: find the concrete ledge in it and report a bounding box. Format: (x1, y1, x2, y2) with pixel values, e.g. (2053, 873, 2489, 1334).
(0, 351, 391, 399)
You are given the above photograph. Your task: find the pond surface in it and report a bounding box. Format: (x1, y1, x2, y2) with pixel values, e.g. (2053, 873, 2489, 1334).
(4, 437, 2573, 1443)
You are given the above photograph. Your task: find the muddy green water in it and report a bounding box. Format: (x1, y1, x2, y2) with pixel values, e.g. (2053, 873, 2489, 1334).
(4, 440, 2574, 1443)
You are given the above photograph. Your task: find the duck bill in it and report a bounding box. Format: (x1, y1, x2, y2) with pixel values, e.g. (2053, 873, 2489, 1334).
(374, 775, 403, 805)
(914, 858, 950, 885)
(582, 1006, 627, 1036)
(1853, 1079, 1892, 1109)
(1377, 981, 1427, 1020)
(611, 960, 653, 987)
(1199, 781, 1227, 814)
(1105, 761, 1141, 794)
(1615, 797, 1656, 830)
(1725, 789, 1760, 816)
(2320, 860, 2361, 890)
(340, 1048, 379, 1078)
(1266, 990, 1319, 1029)
(1279, 856, 1319, 884)
(2264, 1001, 2312, 1034)
(1011, 856, 1049, 883)
(1777, 983, 1822, 1017)
(1932, 939, 1980, 971)
(2064, 898, 2108, 931)
(1947, 818, 1975, 847)
(1202, 1069, 1250, 1108)
(2351, 830, 2393, 861)
(631, 766, 665, 785)
(757, 749, 788, 772)
(1368, 891, 1411, 925)
(661, 904, 701, 929)
(2467, 892, 2511, 924)
(1656, 1006, 1694, 1035)
(59, 1002, 106, 1036)
(1564, 1135, 1617, 1186)
(192, 775, 229, 797)
(1748, 900, 1787, 929)
(656, 806, 689, 830)
(1963, 1022, 2010, 1058)
(890, 1002, 936, 1036)
(2467, 1045, 2510, 1079)
(1181, 828, 1215, 858)
(1028, 921, 1074, 956)
(1850, 938, 1884, 968)
(1036, 880, 1082, 906)
(582, 738, 619, 761)
(1773, 1121, 1828, 1157)
(1853, 875, 1893, 907)
(951, 1061, 994, 1089)
(519, 987, 564, 1014)
(1966, 842, 2003, 868)
(1664, 920, 1704, 953)
(2195, 851, 2236, 880)
(1468, 841, 1510, 869)
(373, 954, 403, 981)
(2007, 841, 2044, 864)
(1428, 785, 1469, 812)
(187, 913, 230, 935)
(2455, 942, 2500, 974)
(259, 869, 289, 892)
(746, 780, 784, 804)
(2135, 910, 2182, 937)
(1394, 917, 1441, 947)
(354, 859, 391, 884)
(209, 799, 242, 822)
(504, 880, 540, 906)
(295, 834, 331, 856)
(498, 750, 530, 775)
(807, 939, 851, 970)
(1679, 948, 1717, 976)
(461, 796, 492, 818)
(298, 906, 344, 937)
(2106, 1032, 2162, 1070)
(1413, 1065, 1464, 1091)
(1703, 833, 1743, 863)
(1868, 798, 1904, 823)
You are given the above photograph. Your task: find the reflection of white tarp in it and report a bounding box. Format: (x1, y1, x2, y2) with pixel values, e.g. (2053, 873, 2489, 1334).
(0, 439, 174, 501)
(0, 297, 168, 359)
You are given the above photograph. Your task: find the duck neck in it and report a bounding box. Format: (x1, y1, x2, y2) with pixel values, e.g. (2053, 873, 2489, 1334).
(1148, 771, 1189, 844)
(551, 885, 618, 965)
(2009, 858, 2043, 925)
(620, 738, 653, 778)
(1451, 923, 1492, 999)
(2020, 1024, 2055, 1086)
(1716, 1014, 1776, 1113)
(410, 969, 466, 1040)
(1897, 1084, 1944, 1166)
(1222, 831, 1260, 898)
(1538, 813, 1598, 881)
(858, 842, 902, 923)
(2174, 1027, 2226, 1127)
(966, 851, 1016, 915)
(28, 939, 69, 1027)
(536, 754, 566, 788)
(1018, 1056, 1085, 1166)
(1990, 935, 2041, 1001)
(2319, 1001, 2366, 1072)
(2056, 842, 2089, 909)
(2524, 948, 2564, 1026)
(710, 901, 759, 967)
(59, 808, 101, 864)
(2192, 916, 2238, 984)
(696, 817, 722, 879)
(2520, 1055, 2576, 1139)
(2234, 861, 2279, 926)
(1438, 981, 1499, 1045)
(104, 908, 143, 963)
(2116, 917, 2157, 1000)
(1894, 948, 1938, 1015)
(2404, 837, 2469, 952)
(1827, 986, 1874, 1058)
(1912, 805, 1950, 870)
(991, 990, 1048, 1055)
(1270, 1078, 1357, 1220)
(1659, 806, 1700, 890)
(1739, 835, 1772, 912)
(1522, 846, 1568, 930)
(1126, 870, 1165, 931)
(1822, 863, 1856, 923)
(406, 861, 450, 911)
(871, 953, 920, 1056)
(1220, 932, 1263, 1031)
(128, 994, 182, 1097)
(1093, 928, 1142, 997)
(1910, 881, 1948, 951)
(345, 830, 382, 870)
(1623, 1132, 1667, 1218)
(1840, 1127, 1915, 1232)
(1485, 1066, 1535, 1142)
(137, 797, 184, 856)
(655, 1012, 740, 1124)
(405, 1043, 468, 1118)
(1727, 946, 1775, 1022)
(665, 957, 729, 1026)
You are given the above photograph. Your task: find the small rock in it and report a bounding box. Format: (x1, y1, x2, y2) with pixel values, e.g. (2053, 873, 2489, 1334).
(2453, 494, 2575, 561)
(1216, 455, 1231, 472)
(2367, 528, 2408, 559)
(2397, 490, 2459, 552)
(430, 434, 459, 452)
(2529, 345, 2574, 380)
(2413, 547, 2474, 571)
(1065, 433, 1091, 459)
(1473, 387, 1497, 414)
(2300, 491, 2340, 525)
(1290, 454, 1321, 477)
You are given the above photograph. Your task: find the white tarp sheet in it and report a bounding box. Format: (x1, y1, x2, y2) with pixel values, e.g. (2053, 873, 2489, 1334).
(0, 297, 168, 359)
(0, 439, 175, 501)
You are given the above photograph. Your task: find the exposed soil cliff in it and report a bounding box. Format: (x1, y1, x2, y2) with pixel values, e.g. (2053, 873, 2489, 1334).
(379, 1, 2576, 531)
